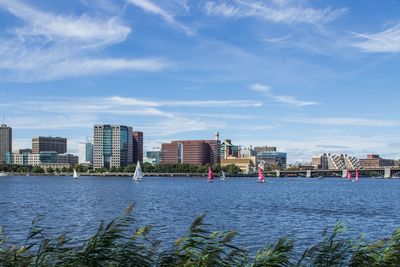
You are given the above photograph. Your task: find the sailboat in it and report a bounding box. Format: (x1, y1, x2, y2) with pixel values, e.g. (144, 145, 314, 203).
(353, 169, 359, 182)
(220, 170, 226, 180)
(346, 169, 352, 181)
(73, 169, 79, 179)
(132, 161, 143, 181)
(257, 167, 265, 183)
(208, 166, 214, 183)
(0, 171, 7, 177)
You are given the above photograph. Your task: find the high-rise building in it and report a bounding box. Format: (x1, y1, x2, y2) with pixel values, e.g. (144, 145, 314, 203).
(0, 124, 12, 165)
(93, 124, 133, 169)
(32, 136, 67, 154)
(132, 131, 143, 163)
(161, 136, 221, 165)
(78, 137, 94, 165)
(254, 146, 277, 154)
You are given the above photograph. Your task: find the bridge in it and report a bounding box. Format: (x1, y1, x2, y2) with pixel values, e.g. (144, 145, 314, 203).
(272, 168, 400, 178)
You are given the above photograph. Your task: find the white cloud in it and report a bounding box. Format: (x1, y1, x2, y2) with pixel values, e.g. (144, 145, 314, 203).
(281, 117, 400, 127)
(352, 24, 400, 53)
(250, 83, 318, 107)
(126, 0, 192, 34)
(204, 0, 347, 25)
(0, 0, 169, 81)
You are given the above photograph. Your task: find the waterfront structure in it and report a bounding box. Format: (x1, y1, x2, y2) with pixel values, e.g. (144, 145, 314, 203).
(359, 154, 398, 169)
(32, 136, 67, 154)
(326, 154, 360, 170)
(240, 146, 257, 159)
(146, 150, 161, 164)
(0, 124, 12, 165)
(220, 139, 239, 159)
(93, 124, 133, 169)
(257, 151, 287, 170)
(39, 151, 59, 164)
(311, 153, 329, 170)
(161, 133, 221, 165)
(132, 131, 143, 163)
(58, 154, 79, 165)
(221, 157, 256, 174)
(78, 137, 94, 165)
(28, 154, 41, 166)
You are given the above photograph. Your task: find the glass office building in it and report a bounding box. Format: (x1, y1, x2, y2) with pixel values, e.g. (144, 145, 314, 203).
(93, 124, 133, 169)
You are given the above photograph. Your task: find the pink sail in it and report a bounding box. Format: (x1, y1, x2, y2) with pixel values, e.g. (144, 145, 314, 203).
(355, 169, 359, 181)
(347, 170, 352, 180)
(258, 167, 265, 183)
(208, 166, 214, 182)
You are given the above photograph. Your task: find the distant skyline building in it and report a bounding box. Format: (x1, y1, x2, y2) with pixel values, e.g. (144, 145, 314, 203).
(161, 134, 221, 165)
(257, 151, 287, 170)
(146, 150, 161, 164)
(220, 139, 239, 159)
(359, 154, 398, 169)
(132, 131, 143, 163)
(32, 136, 67, 154)
(93, 124, 133, 169)
(78, 137, 94, 165)
(254, 146, 276, 154)
(0, 124, 12, 165)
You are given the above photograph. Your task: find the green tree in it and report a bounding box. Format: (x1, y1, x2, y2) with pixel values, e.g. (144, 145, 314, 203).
(31, 166, 45, 174)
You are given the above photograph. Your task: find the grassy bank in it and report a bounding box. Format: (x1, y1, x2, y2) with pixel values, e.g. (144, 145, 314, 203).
(1, 205, 399, 266)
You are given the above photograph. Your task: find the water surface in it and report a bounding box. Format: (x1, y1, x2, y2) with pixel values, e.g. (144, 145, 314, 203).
(1, 176, 399, 252)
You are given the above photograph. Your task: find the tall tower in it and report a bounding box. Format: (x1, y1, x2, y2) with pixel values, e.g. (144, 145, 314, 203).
(132, 131, 143, 163)
(0, 124, 12, 165)
(93, 124, 133, 169)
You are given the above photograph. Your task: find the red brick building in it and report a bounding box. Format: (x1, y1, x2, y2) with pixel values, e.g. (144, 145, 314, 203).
(161, 139, 220, 165)
(359, 154, 398, 169)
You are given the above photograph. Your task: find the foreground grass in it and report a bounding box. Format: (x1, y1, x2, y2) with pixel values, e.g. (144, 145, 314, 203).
(1, 206, 400, 266)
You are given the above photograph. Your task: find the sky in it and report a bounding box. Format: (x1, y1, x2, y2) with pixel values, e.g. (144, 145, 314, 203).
(0, 0, 400, 163)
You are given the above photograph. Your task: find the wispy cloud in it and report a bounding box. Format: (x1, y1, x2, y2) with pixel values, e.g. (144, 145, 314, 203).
(0, 0, 170, 81)
(352, 23, 400, 53)
(126, 0, 192, 34)
(250, 83, 318, 107)
(280, 117, 400, 127)
(204, 0, 347, 25)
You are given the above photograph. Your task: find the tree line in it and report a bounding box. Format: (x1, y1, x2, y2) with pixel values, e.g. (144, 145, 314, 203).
(0, 163, 243, 175)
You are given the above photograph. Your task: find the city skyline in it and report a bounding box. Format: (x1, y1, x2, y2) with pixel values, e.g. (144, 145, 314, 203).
(1, 0, 400, 162)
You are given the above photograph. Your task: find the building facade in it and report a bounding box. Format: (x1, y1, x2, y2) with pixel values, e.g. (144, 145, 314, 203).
(146, 151, 161, 164)
(257, 151, 287, 170)
(359, 154, 398, 169)
(312, 153, 329, 170)
(221, 157, 256, 174)
(161, 136, 221, 165)
(32, 136, 67, 154)
(220, 139, 239, 159)
(0, 124, 12, 165)
(58, 154, 79, 165)
(132, 131, 143, 163)
(93, 124, 133, 169)
(78, 137, 94, 165)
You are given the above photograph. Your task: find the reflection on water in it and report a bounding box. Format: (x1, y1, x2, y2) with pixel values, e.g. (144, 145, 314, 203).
(1, 176, 400, 252)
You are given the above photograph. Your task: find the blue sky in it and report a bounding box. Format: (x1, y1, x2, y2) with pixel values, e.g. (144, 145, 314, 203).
(0, 0, 400, 162)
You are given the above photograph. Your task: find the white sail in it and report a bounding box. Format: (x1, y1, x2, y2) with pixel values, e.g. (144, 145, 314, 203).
(132, 162, 143, 181)
(221, 170, 226, 180)
(73, 169, 79, 179)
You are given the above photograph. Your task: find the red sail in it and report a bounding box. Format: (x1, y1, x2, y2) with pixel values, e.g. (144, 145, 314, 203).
(208, 166, 214, 181)
(355, 169, 359, 181)
(258, 167, 265, 182)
